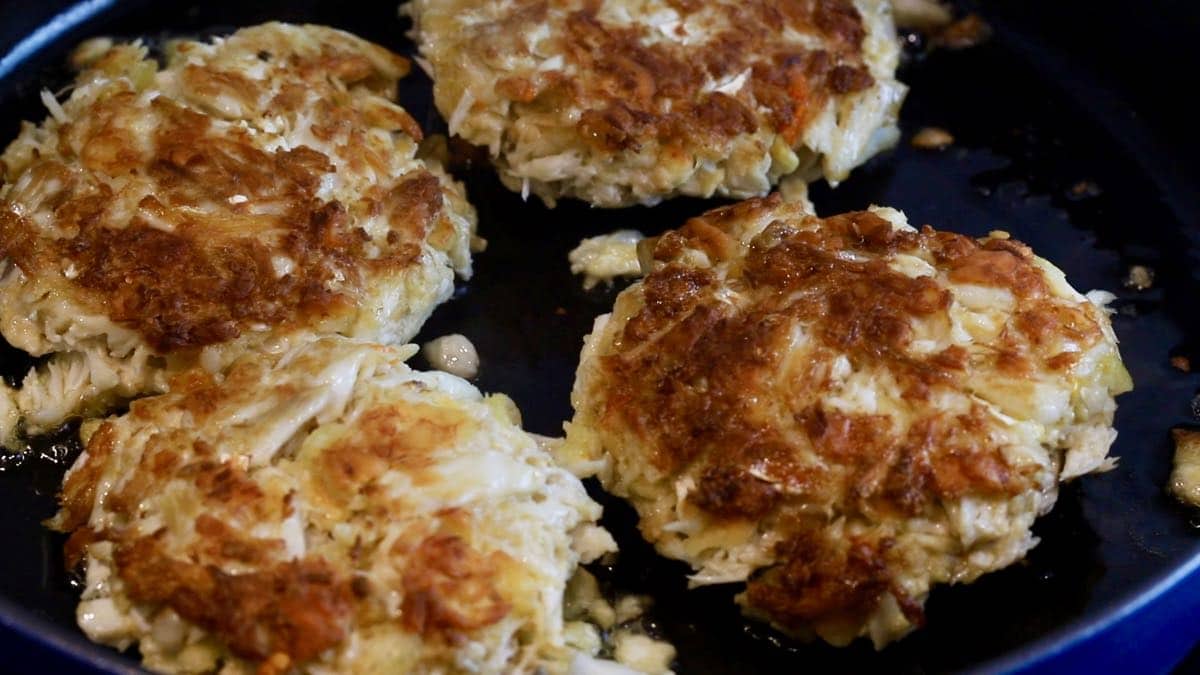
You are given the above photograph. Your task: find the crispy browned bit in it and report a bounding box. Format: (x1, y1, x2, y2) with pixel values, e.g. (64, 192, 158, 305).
(745, 532, 915, 633)
(558, 3, 870, 153)
(911, 126, 954, 150)
(313, 402, 464, 502)
(114, 534, 354, 663)
(422, 0, 873, 158)
(1125, 265, 1155, 291)
(693, 464, 782, 519)
(400, 534, 512, 637)
(1172, 356, 1192, 373)
(55, 421, 119, 533)
(603, 202, 1068, 504)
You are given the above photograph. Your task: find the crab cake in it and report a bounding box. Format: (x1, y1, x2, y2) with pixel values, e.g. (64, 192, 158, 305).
(562, 195, 1132, 647)
(0, 23, 476, 444)
(405, 0, 905, 207)
(49, 337, 615, 674)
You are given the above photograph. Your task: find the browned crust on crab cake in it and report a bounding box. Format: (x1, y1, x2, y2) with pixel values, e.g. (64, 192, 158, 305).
(565, 195, 1131, 646)
(0, 25, 462, 352)
(407, 0, 905, 206)
(51, 337, 608, 673)
(557, 1, 874, 153)
(0, 23, 477, 441)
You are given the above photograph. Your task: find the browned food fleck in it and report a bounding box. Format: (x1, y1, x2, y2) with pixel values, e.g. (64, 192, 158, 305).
(911, 126, 954, 150)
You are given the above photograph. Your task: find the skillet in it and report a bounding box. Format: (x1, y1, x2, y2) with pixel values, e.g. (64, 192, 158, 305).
(1, 1, 1199, 672)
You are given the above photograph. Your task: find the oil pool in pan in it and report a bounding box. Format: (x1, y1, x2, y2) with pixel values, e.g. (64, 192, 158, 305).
(1, 1, 1199, 673)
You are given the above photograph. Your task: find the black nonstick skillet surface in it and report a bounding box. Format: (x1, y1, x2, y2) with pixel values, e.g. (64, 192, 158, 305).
(2, 1, 1199, 673)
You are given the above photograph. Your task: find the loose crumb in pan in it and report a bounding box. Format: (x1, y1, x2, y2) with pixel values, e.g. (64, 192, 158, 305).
(911, 126, 954, 150)
(931, 14, 992, 50)
(1067, 180, 1102, 200)
(422, 333, 481, 379)
(1124, 265, 1155, 291)
(1171, 428, 1200, 507)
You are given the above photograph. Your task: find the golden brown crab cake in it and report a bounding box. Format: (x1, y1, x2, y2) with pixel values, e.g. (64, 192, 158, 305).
(0, 23, 477, 444)
(562, 195, 1132, 647)
(49, 336, 615, 675)
(405, 0, 904, 207)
